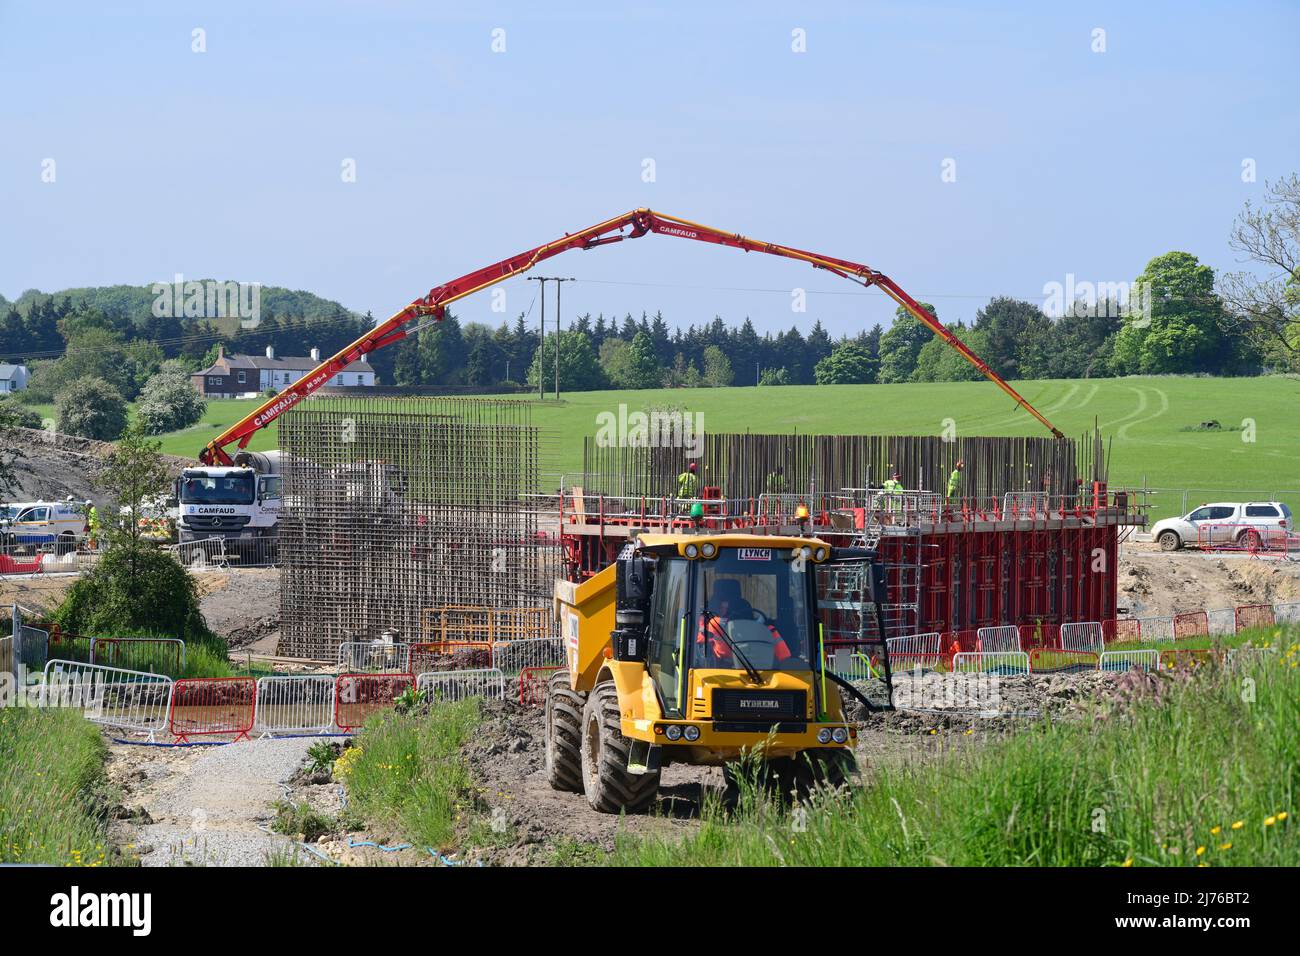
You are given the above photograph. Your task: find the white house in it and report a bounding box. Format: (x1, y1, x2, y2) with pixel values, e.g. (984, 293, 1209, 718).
(191, 345, 376, 399)
(0, 364, 30, 394)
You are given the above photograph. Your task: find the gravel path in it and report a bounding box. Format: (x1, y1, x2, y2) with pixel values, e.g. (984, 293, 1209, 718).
(113, 737, 321, 867)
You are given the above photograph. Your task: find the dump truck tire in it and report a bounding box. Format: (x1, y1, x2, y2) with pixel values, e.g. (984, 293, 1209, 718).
(545, 670, 585, 793)
(794, 749, 857, 792)
(580, 681, 660, 813)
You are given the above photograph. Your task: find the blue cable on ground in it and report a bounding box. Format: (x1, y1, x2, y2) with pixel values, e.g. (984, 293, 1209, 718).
(110, 738, 228, 747)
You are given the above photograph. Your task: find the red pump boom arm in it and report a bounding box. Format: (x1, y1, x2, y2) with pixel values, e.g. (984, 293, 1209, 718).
(199, 208, 1061, 463)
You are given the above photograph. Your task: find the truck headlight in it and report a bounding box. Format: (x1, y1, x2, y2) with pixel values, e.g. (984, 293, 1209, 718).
(815, 547, 828, 562)
(665, 724, 683, 741)
(701, 543, 716, 558)
(684, 544, 699, 558)
(817, 728, 833, 744)
(683, 725, 700, 741)
(831, 727, 849, 744)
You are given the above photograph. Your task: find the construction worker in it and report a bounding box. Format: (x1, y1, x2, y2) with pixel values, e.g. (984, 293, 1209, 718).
(697, 579, 792, 665)
(882, 470, 903, 495)
(946, 460, 964, 501)
(676, 461, 699, 500)
(881, 470, 904, 523)
(764, 466, 787, 496)
(82, 500, 100, 549)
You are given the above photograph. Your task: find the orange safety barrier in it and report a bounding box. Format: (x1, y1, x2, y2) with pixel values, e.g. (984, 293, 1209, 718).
(1017, 622, 1060, 652)
(408, 641, 494, 675)
(519, 665, 564, 707)
(169, 677, 256, 742)
(335, 673, 413, 731)
(1104, 619, 1141, 644)
(1235, 603, 1276, 633)
(1173, 611, 1209, 641)
(1029, 648, 1099, 674)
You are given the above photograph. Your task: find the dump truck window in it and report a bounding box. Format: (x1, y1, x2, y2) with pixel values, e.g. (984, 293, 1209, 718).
(648, 558, 690, 716)
(696, 551, 813, 670)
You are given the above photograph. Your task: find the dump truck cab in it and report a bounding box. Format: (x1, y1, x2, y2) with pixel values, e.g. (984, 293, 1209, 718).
(549, 531, 886, 813)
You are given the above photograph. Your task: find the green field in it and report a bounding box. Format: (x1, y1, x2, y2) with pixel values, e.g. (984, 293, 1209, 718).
(34, 374, 1300, 521)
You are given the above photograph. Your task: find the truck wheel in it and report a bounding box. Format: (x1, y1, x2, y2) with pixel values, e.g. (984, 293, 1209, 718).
(793, 749, 858, 793)
(544, 669, 585, 793)
(1157, 530, 1181, 552)
(1240, 529, 1262, 551)
(580, 681, 660, 814)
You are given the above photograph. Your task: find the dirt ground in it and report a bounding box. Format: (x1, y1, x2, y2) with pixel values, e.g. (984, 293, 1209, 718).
(7, 426, 193, 509)
(1118, 539, 1300, 617)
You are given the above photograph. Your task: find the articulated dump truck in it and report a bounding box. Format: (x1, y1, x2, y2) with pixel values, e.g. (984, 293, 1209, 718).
(548, 532, 889, 813)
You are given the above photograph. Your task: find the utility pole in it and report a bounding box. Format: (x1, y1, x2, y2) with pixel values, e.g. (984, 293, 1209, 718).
(527, 277, 548, 399)
(528, 276, 573, 400)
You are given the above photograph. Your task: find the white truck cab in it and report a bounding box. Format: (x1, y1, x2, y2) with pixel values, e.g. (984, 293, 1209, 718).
(1151, 501, 1292, 551)
(176, 450, 281, 545)
(0, 499, 88, 552)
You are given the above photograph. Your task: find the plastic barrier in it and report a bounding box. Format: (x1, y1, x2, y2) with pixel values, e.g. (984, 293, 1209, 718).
(885, 632, 942, 671)
(950, 651, 1030, 676)
(335, 673, 414, 731)
(1099, 649, 1159, 673)
(337, 642, 410, 674)
(416, 668, 506, 703)
(1017, 622, 1060, 652)
(42, 659, 174, 737)
(254, 675, 337, 736)
(1060, 621, 1104, 655)
(92, 637, 185, 674)
(492, 638, 565, 676)
(1234, 604, 1276, 633)
(1173, 611, 1209, 641)
(169, 677, 256, 742)
(408, 641, 493, 675)
(1104, 619, 1142, 645)
(976, 625, 1021, 653)
(519, 665, 564, 707)
(1029, 648, 1098, 674)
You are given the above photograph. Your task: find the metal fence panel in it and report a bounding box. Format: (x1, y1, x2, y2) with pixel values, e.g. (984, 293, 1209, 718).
(336, 641, 410, 674)
(1137, 615, 1175, 642)
(885, 632, 942, 671)
(1173, 611, 1209, 641)
(1276, 602, 1300, 625)
(335, 673, 413, 731)
(169, 677, 256, 741)
(976, 625, 1021, 653)
(41, 659, 174, 736)
(951, 651, 1030, 676)
(91, 637, 185, 674)
(1060, 621, 1104, 654)
(16, 625, 48, 674)
(408, 641, 494, 675)
(1207, 608, 1236, 637)
(416, 668, 507, 703)
(1100, 649, 1159, 673)
(1234, 604, 1275, 633)
(254, 675, 337, 736)
(518, 665, 564, 707)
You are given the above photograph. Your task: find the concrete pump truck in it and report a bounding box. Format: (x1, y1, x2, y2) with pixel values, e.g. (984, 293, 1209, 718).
(548, 532, 890, 813)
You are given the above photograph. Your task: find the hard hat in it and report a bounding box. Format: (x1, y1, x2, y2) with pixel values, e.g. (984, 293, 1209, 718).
(688, 461, 698, 472)
(891, 472, 900, 479)
(956, 459, 965, 468)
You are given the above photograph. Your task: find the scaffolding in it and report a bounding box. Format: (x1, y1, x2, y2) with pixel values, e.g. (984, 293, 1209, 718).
(277, 396, 560, 659)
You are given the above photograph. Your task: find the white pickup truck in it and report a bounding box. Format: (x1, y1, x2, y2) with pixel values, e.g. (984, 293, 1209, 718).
(1151, 501, 1293, 551)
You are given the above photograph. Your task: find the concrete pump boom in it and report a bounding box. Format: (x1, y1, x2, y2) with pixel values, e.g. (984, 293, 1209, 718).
(199, 208, 1062, 464)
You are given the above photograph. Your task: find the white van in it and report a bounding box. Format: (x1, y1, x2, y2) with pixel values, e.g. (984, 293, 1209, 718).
(0, 500, 88, 552)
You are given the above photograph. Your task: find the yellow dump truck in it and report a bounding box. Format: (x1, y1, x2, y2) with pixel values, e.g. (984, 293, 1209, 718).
(548, 532, 887, 813)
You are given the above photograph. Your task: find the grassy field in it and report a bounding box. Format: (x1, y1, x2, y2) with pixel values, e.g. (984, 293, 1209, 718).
(614, 626, 1299, 867)
(32, 373, 1300, 520)
(0, 708, 116, 866)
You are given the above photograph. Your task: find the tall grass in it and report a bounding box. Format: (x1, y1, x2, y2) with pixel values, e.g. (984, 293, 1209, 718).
(617, 629, 1299, 866)
(334, 698, 482, 850)
(0, 708, 115, 866)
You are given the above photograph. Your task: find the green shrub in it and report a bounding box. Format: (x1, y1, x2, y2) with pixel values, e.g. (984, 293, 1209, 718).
(135, 365, 206, 434)
(54, 544, 216, 646)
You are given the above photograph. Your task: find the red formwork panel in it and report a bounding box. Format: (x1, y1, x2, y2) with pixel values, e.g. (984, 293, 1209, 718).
(1173, 611, 1209, 641)
(1235, 604, 1276, 633)
(169, 677, 256, 742)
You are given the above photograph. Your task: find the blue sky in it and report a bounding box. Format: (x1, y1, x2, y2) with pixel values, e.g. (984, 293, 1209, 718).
(2, 1, 1296, 338)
